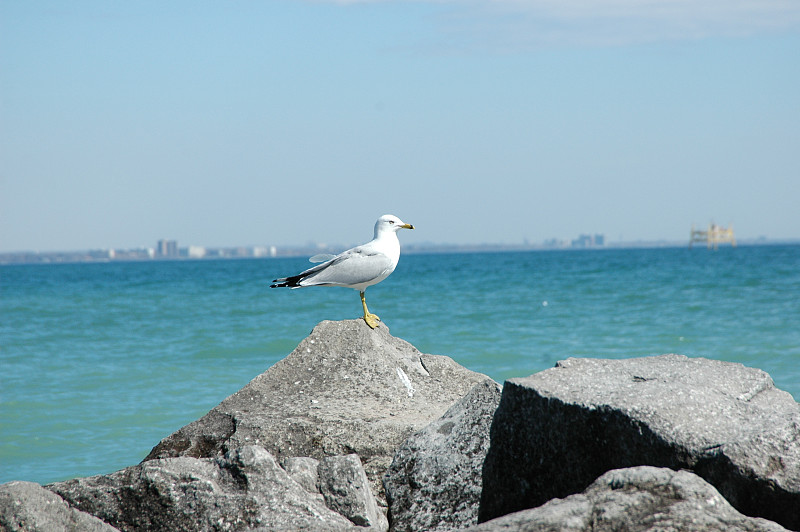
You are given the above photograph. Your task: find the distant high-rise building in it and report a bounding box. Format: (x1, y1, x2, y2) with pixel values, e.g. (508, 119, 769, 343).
(571, 234, 605, 248)
(157, 239, 178, 257)
(187, 245, 206, 259)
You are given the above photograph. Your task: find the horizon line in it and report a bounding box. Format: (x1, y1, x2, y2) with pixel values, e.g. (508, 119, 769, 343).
(3, 237, 799, 265)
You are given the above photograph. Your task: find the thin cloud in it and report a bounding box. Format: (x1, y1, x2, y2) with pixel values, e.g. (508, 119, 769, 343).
(315, 0, 800, 48)
(494, 0, 800, 38)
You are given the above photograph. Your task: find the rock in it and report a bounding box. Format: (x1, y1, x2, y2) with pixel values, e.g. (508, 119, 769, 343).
(282, 456, 321, 494)
(467, 466, 789, 532)
(319, 455, 388, 531)
(0, 481, 119, 532)
(281, 454, 388, 530)
(479, 355, 800, 530)
(384, 379, 502, 531)
(47, 445, 363, 531)
(145, 319, 490, 502)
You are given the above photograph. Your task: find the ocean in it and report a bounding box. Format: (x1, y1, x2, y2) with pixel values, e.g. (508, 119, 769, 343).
(2, 244, 799, 486)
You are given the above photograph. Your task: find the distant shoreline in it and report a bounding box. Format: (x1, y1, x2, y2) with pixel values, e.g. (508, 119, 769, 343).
(2, 238, 798, 266)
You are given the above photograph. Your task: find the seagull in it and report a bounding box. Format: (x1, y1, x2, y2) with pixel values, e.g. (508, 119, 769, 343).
(271, 214, 415, 328)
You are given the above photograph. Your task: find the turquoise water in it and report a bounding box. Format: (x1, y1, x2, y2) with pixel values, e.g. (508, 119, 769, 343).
(2, 245, 799, 485)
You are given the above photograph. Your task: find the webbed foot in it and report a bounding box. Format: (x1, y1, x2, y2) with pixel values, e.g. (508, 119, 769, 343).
(363, 313, 381, 329)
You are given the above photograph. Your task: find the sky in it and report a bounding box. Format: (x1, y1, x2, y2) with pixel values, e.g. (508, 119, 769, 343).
(1, 0, 799, 252)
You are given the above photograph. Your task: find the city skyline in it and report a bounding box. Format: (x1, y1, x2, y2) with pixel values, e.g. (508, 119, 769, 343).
(2, 2, 799, 253)
(3, 227, 785, 265)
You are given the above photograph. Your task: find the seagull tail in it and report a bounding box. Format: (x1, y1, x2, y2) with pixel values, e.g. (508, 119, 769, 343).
(270, 274, 304, 289)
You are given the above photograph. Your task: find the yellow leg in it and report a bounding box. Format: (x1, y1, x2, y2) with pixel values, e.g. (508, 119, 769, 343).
(360, 291, 381, 329)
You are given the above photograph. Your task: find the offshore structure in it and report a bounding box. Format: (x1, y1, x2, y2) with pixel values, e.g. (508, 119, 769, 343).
(689, 223, 737, 249)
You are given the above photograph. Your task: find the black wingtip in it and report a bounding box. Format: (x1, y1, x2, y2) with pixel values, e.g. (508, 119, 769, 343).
(271, 274, 304, 288)
(271, 275, 301, 288)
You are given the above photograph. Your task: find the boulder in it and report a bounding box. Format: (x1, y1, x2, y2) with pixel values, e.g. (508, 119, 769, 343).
(384, 379, 502, 531)
(282, 456, 321, 494)
(145, 319, 490, 502)
(479, 355, 800, 530)
(47, 445, 367, 531)
(319, 455, 388, 531)
(0, 481, 119, 532)
(468, 466, 789, 532)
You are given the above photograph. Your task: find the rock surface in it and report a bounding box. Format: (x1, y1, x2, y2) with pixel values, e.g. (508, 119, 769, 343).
(384, 379, 502, 531)
(47, 445, 371, 531)
(0, 481, 119, 532)
(3, 323, 797, 532)
(145, 319, 491, 502)
(468, 466, 789, 532)
(281, 456, 321, 494)
(479, 355, 800, 530)
(319, 454, 388, 530)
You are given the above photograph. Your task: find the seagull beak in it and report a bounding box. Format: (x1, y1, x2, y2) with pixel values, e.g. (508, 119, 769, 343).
(401, 223, 415, 230)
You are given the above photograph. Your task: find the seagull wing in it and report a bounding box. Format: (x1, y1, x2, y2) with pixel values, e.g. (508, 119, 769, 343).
(299, 247, 393, 287)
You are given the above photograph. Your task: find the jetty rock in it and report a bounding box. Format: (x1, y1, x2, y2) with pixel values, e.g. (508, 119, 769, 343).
(467, 466, 789, 532)
(3, 323, 798, 531)
(46, 445, 378, 531)
(0, 481, 119, 532)
(479, 354, 800, 531)
(145, 319, 493, 503)
(384, 379, 503, 531)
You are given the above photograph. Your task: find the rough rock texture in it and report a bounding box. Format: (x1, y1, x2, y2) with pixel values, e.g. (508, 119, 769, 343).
(145, 319, 490, 502)
(319, 455, 388, 531)
(0, 481, 120, 532)
(282, 456, 321, 494)
(480, 355, 800, 530)
(467, 466, 789, 532)
(384, 379, 502, 531)
(47, 445, 367, 531)
(8, 323, 796, 532)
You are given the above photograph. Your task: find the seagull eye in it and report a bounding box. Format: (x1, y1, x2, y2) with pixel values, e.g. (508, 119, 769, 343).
(388, 220, 395, 224)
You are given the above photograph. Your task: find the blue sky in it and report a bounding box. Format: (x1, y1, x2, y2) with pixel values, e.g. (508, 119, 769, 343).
(2, 1, 799, 252)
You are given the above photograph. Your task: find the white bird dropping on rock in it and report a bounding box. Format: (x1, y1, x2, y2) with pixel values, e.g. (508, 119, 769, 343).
(396, 367, 415, 398)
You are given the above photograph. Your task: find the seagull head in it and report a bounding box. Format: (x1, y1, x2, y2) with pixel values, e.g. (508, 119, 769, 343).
(375, 214, 414, 237)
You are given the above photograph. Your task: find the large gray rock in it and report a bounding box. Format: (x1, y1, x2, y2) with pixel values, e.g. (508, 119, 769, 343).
(480, 355, 800, 530)
(282, 456, 321, 494)
(384, 379, 502, 531)
(0, 481, 119, 532)
(282, 454, 388, 530)
(47, 445, 364, 531)
(319, 455, 388, 531)
(145, 319, 490, 502)
(468, 466, 789, 532)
